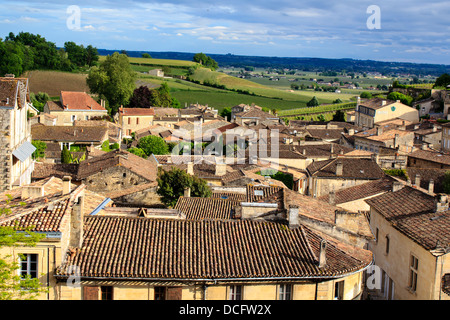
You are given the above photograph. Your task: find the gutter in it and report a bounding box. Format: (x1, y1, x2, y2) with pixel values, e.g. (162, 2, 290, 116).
(89, 198, 112, 216)
(55, 263, 373, 283)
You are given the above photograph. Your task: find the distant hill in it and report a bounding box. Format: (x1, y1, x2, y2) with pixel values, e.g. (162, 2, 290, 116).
(97, 49, 450, 77)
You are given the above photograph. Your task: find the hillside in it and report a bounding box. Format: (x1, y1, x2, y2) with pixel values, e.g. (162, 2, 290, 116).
(97, 49, 450, 77)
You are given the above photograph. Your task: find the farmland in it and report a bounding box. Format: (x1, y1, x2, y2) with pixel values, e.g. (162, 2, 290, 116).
(24, 70, 90, 96)
(21, 55, 390, 117)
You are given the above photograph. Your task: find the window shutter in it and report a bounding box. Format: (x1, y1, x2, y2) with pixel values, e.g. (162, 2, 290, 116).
(83, 286, 100, 300)
(166, 287, 182, 300)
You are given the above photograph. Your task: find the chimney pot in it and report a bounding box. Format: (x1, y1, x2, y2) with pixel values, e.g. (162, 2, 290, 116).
(414, 174, 421, 187)
(63, 176, 72, 195)
(187, 162, 194, 175)
(429, 179, 435, 194)
(288, 205, 299, 229)
(215, 162, 227, 177)
(435, 194, 449, 212)
(336, 160, 343, 176)
(184, 187, 191, 198)
(328, 189, 336, 205)
(392, 181, 404, 192)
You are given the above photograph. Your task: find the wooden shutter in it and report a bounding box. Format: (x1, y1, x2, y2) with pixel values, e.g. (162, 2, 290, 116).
(83, 286, 100, 300)
(166, 287, 182, 300)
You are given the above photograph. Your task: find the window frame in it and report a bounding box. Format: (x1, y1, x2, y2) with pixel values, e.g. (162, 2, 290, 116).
(385, 235, 390, 255)
(18, 253, 38, 279)
(101, 286, 114, 300)
(334, 280, 344, 300)
(278, 283, 292, 300)
(229, 285, 243, 300)
(154, 286, 166, 300)
(408, 254, 419, 292)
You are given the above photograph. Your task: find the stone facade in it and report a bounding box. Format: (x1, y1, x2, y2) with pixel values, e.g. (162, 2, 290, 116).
(0, 77, 34, 191)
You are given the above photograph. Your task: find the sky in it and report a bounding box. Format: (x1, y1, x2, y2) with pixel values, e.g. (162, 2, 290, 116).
(1, 0, 449, 65)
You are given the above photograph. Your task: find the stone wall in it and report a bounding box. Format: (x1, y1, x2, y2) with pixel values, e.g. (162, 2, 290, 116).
(0, 109, 12, 191)
(82, 166, 150, 193)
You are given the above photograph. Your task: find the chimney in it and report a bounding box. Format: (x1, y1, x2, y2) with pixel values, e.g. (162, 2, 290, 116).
(381, 100, 387, 106)
(328, 189, 336, 205)
(348, 128, 355, 136)
(288, 205, 299, 229)
(215, 162, 227, 176)
(377, 126, 383, 136)
(335, 160, 343, 176)
(432, 125, 437, 133)
(21, 185, 44, 200)
(394, 134, 399, 149)
(421, 144, 427, 150)
(414, 174, 421, 187)
(392, 181, 404, 192)
(428, 179, 435, 194)
(187, 162, 194, 175)
(70, 190, 85, 248)
(434, 194, 449, 212)
(319, 240, 327, 268)
(184, 187, 191, 198)
(63, 176, 72, 195)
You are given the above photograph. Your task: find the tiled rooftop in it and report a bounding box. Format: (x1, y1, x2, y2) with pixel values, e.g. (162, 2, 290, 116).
(60, 91, 106, 111)
(55, 215, 372, 280)
(174, 196, 241, 220)
(366, 186, 450, 251)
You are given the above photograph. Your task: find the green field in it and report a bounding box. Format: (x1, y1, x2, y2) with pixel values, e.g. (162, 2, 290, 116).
(26, 56, 388, 117)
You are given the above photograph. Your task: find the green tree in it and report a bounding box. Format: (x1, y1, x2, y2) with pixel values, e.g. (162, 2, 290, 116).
(307, 96, 320, 107)
(137, 135, 169, 156)
(220, 107, 232, 121)
(141, 53, 151, 59)
(443, 171, 450, 194)
(31, 140, 46, 160)
(0, 196, 48, 300)
(434, 73, 450, 88)
(61, 145, 72, 164)
(157, 167, 211, 207)
(193, 52, 218, 70)
(85, 45, 99, 67)
(86, 52, 137, 116)
(64, 41, 86, 67)
(157, 82, 172, 108)
(332, 110, 346, 122)
(360, 91, 373, 99)
(387, 92, 413, 106)
(128, 147, 147, 159)
(171, 97, 181, 109)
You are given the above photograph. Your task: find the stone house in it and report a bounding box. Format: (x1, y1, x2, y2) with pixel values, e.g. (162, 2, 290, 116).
(231, 104, 280, 126)
(306, 156, 386, 198)
(31, 124, 109, 162)
(31, 150, 160, 207)
(0, 178, 111, 300)
(353, 125, 414, 154)
(365, 186, 450, 300)
(43, 91, 108, 126)
(440, 122, 450, 152)
(0, 76, 36, 191)
(407, 147, 450, 169)
(118, 107, 156, 137)
(51, 184, 373, 300)
(354, 98, 419, 129)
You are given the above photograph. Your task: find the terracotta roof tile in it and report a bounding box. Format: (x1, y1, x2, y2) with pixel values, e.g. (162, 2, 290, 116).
(119, 107, 155, 116)
(55, 216, 372, 280)
(175, 196, 240, 220)
(307, 157, 385, 179)
(318, 176, 395, 205)
(365, 186, 450, 250)
(60, 91, 106, 111)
